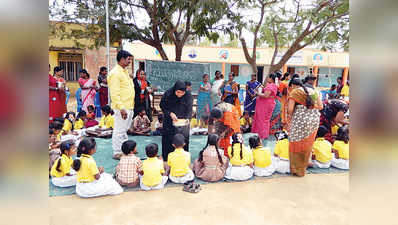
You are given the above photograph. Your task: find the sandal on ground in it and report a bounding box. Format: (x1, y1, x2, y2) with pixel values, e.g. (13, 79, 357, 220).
(183, 181, 200, 193)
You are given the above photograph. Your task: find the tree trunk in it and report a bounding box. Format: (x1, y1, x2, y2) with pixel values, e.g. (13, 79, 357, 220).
(175, 43, 183, 61)
(250, 61, 258, 75)
(269, 47, 298, 73)
(155, 44, 169, 61)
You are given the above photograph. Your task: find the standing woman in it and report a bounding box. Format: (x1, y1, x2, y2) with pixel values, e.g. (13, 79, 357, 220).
(244, 73, 261, 114)
(279, 72, 290, 129)
(97, 66, 108, 107)
(160, 81, 193, 161)
(197, 74, 212, 120)
(78, 69, 97, 113)
(133, 70, 153, 121)
(287, 79, 323, 177)
(221, 72, 241, 116)
(210, 71, 224, 106)
(49, 65, 66, 123)
(252, 73, 278, 141)
(54, 66, 67, 115)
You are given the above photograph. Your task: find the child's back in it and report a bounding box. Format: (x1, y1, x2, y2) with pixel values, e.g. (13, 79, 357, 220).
(313, 138, 333, 163)
(142, 157, 165, 187)
(228, 144, 253, 166)
(274, 139, 289, 160)
(168, 148, 191, 177)
(253, 146, 272, 168)
(333, 140, 349, 159)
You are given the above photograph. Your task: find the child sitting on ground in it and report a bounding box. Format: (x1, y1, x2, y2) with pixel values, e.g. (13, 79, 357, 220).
(331, 125, 349, 169)
(49, 121, 63, 172)
(86, 105, 114, 138)
(140, 143, 169, 191)
(62, 112, 78, 135)
(311, 126, 333, 168)
(128, 108, 151, 136)
(167, 133, 195, 183)
(192, 134, 229, 182)
(72, 137, 123, 198)
(75, 111, 86, 130)
(190, 113, 199, 129)
(85, 105, 99, 128)
(240, 111, 252, 133)
(50, 140, 77, 187)
(224, 133, 254, 181)
(152, 114, 163, 136)
(191, 114, 209, 135)
(115, 140, 142, 187)
(327, 84, 337, 99)
(249, 135, 276, 177)
(273, 130, 290, 174)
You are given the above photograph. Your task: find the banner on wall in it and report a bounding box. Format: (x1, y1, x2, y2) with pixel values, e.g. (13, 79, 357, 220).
(218, 49, 229, 60)
(312, 53, 323, 64)
(275, 51, 303, 64)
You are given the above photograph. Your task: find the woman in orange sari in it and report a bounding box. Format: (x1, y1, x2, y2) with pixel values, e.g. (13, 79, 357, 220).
(279, 72, 290, 128)
(221, 72, 242, 117)
(210, 101, 241, 157)
(287, 78, 323, 177)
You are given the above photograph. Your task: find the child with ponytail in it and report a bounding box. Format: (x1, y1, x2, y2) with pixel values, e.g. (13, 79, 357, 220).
(249, 135, 276, 177)
(331, 125, 349, 169)
(224, 133, 254, 181)
(192, 134, 229, 182)
(73, 137, 123, 198)
(50, 140, 77, 187)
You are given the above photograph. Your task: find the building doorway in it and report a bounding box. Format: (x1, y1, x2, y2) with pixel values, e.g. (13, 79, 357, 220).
(257, 66, 264, 83)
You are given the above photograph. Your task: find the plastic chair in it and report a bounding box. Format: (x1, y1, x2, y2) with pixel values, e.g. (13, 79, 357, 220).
(94, 92, 102, 118)
(75, 88, 82, 113)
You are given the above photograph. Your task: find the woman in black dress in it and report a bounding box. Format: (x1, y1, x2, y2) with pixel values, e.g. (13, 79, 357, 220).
(160, 81, 193, 161)
(133, 70, 153, 121)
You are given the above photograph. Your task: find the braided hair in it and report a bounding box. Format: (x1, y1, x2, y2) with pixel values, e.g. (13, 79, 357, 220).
(56, 140, 75, 172)
(198, 134, 223, 164)
(72, 138, 96, 171)
(231, 133, 243, 160)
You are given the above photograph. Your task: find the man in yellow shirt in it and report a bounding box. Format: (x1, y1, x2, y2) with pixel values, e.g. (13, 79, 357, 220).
(108, 50, 135, 159)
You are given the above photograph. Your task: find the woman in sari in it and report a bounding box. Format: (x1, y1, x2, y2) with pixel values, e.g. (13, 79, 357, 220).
(252, 73, 278, 141)
(49, 66, 66, 123)
(244, 73, 261, 114)
(78, 69, 97, 113)
(278, 72, 291, 129)
(210, 71, 224, 106)
(197, 74, 212, 120)
(209, 101, 241, 157)
(54, 66, 67, 114)
(221, 72, 242, 117)
(287, 78, 323, 177)
(133, 70, 153, 121)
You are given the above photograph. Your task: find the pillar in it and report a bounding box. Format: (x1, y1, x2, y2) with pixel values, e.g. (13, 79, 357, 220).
(342, 67, 349, 85)
(222, 62, 226, 76)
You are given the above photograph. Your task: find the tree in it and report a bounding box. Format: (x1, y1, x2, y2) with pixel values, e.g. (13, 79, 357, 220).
(237, 0, 279, 74)
(260, 0, 349, 73)
(49, 0, 235, 61)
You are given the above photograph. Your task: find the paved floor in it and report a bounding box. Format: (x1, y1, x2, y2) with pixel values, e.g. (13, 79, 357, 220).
(50, 173, 348, 225)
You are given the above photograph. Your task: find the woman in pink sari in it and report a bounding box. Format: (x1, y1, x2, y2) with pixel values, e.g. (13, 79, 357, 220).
(78, 69, 97, 113)
(252, 73, 278, 141)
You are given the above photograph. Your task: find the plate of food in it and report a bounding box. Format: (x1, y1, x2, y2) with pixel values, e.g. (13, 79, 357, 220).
(173, 119, 189, 127)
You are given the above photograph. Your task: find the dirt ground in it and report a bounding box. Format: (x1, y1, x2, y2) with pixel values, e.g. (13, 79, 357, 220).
(50, 173, 348, 225)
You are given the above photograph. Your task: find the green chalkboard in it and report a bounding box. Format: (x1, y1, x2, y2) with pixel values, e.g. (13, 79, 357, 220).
(145, 60, 210, 94)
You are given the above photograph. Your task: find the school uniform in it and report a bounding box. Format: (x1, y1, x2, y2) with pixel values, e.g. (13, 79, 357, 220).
(273, 139, 290, 174)
(192, 146, 229, 182)
(62, 119, 73, 132)
(140, 157, 168, 190)
(99, 114, 115, 129)
(312, 138, 333, 168)
(75, 154, 123, 198)
(50, 154, 77, 187)
(224, 144, 254, 181)
(167, 148, 194, 183)
(331, 141, 349, 169)
(252, 146, 276, 177)
(75, 118, 85, 130)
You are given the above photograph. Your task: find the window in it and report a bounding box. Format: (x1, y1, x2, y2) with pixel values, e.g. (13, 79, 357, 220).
(58, 53, 83, 81)
(231, 65, 239, 76)
(317, 67, 344, 87)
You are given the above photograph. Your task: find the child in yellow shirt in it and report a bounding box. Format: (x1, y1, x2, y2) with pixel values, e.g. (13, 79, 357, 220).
(331, 125, 349, 169)
(62, 112, 78, 135)
(74, 111, 86, 130)
(240, 111, 252, 133)
(224, 133, 254, 181)
(249, 135, 275, 177)
(273, 130, 290, 174)
(50, 140, 77, 187)
(72, 138, 123, 198)
(311, 126, 333, 168)
(99, 105, 114, 130)
(167, 134, 194, 183)
(140, 143, 169, 190)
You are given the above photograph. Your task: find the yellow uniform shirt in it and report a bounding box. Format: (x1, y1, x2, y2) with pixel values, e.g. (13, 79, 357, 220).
(142, 157, 165, 187)
(333, 140, 349, 159)
(167, 148, 191, 177)
(108, 64, 135, 110)
(252, 146, 272, 168)
(340, 85, 349, 97)
(274, 139, 289, 160)
(190, 118, 198, 128)
(62, 119, 73, 132)
(228, 144, 254, 166)
(99, 114, 115, 129)
(50, 154, 73, 178)
(240, 117, 252, 126)
(312, 138, 333, 163)
(75, 118, 84, 130)
(76, 154, 99, 183)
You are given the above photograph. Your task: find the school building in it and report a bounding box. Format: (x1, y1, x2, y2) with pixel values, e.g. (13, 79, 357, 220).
(125, 41, 349, 89)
